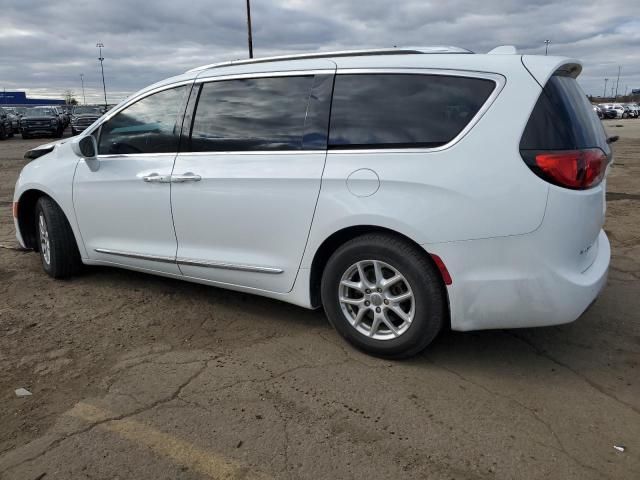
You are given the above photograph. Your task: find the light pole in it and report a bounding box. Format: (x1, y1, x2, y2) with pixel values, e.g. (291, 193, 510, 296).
(614, 65, 621, 100)
(603, 78, 608, 99)
(246, 0, 253, 58)
(544, 40, 551, 56)
(80, 73, 86, 105)
(96, 42, 108, 109)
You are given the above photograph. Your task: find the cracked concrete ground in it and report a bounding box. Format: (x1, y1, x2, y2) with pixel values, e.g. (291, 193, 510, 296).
(1, 121, 639, 479)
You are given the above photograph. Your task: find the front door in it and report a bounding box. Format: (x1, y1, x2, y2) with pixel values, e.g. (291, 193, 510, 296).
(171, 72, 334, 293)
(74, 84, 190, 274)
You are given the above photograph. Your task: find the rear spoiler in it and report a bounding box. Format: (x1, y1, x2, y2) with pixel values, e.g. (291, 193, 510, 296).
(521, 56, 582, 88)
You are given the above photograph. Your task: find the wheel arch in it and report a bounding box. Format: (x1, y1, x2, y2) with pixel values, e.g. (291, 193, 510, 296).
(308, 225, 451, 318)
(16, 189, 79, 252)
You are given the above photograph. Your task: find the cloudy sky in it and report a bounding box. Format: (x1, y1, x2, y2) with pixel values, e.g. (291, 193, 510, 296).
(1, 0, 639, 103)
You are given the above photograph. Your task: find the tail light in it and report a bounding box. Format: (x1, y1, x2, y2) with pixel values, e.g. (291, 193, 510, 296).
(521, 148, 608, 190)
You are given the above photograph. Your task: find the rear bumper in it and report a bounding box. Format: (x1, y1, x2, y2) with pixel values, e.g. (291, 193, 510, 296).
(425, 229, 610, 331)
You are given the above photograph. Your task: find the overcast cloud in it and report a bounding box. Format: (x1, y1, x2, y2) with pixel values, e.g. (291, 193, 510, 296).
(1, 0, 639, 103)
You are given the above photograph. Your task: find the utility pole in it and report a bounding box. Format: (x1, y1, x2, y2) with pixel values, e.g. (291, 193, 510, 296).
(96, 42, 108, 109)
(544, 40, 551, 55)
(603, 78, 608, 99)
(614, 65, 621, 99)
(246, 0, 253, 58)
(80, 73, 86, 105)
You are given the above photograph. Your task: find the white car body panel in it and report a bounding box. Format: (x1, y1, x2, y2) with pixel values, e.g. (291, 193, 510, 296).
(12, 51, 611, 333)
(171, 151, 327, 293)
(13, 143, 88, 258)
(73, 154, 181, 275)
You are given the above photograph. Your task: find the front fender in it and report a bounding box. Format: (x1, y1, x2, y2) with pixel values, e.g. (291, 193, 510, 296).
(13, 144, 87, 258)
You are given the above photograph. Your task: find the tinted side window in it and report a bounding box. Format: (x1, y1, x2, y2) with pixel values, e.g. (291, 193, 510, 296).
(98, 86, 188, 155)
(329, 74, 496, 149)
(520, 75, 609, 153)
(190, 76, 314, 151)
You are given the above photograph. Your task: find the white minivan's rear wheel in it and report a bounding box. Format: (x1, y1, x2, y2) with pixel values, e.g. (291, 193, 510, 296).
(321, 233, 447, 358)
(35, 197, 82, 278)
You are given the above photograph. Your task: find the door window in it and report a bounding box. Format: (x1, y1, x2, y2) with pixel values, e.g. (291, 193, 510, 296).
(98, 85, 188, 155)
(189, 76, 317, 151)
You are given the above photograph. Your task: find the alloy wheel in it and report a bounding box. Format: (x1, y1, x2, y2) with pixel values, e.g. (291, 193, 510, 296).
(38, 213, 51, 265)
(338, 259, 415, 340)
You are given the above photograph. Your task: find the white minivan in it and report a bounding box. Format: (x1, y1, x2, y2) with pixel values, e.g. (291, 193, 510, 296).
(13, 47, 612, 357)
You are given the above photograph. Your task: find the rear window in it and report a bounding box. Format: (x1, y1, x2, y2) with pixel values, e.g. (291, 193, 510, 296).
(520, 74, 609, 153)
(328, 74, 496, 149)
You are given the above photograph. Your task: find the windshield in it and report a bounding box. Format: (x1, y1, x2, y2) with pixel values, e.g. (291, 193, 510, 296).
(28, 107, 56, 116)
(73, 106, 102, 115)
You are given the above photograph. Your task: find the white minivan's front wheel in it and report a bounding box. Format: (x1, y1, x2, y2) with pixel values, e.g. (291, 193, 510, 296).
(321, 233, 447, 358)
(35, 197, 82, 278)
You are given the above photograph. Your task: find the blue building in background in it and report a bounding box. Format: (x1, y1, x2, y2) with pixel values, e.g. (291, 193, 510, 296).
(0, 91, 65, 105)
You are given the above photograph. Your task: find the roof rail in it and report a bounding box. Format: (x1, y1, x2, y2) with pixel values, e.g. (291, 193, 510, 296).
(186, 46, 473, 73)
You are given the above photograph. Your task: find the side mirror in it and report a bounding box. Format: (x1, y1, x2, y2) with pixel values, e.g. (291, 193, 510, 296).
(71, 135, 98, 160)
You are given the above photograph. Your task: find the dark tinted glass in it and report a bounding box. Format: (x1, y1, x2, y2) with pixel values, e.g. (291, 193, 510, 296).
(329, 74, 495, 149)
(520, 75, 609, 153)
(98, 86, 188, 155)
(190, 76, 314, 151)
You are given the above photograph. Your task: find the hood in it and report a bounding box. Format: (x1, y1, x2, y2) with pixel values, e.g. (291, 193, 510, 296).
(24, 138, 69, 160)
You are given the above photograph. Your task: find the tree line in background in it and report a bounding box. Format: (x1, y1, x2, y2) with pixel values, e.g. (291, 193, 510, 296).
(63, 90, 78, 105)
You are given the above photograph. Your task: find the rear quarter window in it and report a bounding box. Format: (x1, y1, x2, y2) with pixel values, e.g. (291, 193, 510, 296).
(520, 74, 610, 154)
(328, 74, 496, 149)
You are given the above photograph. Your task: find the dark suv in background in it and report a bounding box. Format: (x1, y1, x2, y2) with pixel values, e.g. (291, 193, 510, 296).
(0, 107, 15, 139)
(20, 106, 64, 139)
(70, 106, 103, 135)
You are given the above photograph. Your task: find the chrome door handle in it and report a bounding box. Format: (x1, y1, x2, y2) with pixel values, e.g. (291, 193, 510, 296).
(143, 173, 171, 183)
(171, 173, 201, 183)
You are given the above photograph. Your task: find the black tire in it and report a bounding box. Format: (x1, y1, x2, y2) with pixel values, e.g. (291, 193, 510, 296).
(0, 125, 6, 140)
(35, 196, 82, 278)
(71, 127, 77, 136)
(8, 128, 14, 138)
(22, 132, 30, 139)
(321, 233, 447, 358)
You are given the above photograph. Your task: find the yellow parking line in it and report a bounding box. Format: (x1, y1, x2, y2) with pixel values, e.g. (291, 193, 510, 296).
(68, 402, 271, 480)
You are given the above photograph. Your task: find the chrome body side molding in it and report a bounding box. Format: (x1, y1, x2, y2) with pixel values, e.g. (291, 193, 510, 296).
(177, 258, 283, 274)
(94, 248, 175, 263)
(94, 248, 283, 274)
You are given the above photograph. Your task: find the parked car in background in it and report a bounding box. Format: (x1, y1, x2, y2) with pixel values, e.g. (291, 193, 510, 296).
(600, 103, 624, 118)
(12, 47, 613, 357)
(5, 109, 21, 133)
(625, 103, 639, 118)
(70, 105, 103, 135)
(20, 106, 64, 138)
(11, 107, 28, 118)
(0, 107, 15, 139)
(54, 106, 70, 128)
(601, 105, 618, 119)
(592, 104, 603, 119)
